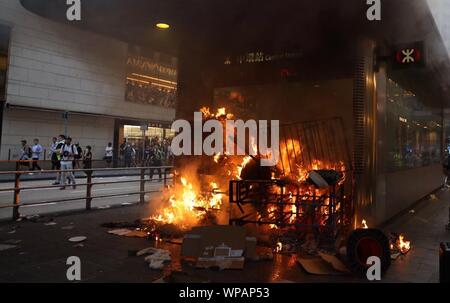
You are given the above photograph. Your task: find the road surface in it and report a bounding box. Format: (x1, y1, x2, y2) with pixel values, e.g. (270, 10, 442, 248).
(0, 175, 165, 220)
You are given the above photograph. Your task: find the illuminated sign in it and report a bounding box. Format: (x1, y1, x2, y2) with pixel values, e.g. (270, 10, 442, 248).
(392, 42, 425, 69)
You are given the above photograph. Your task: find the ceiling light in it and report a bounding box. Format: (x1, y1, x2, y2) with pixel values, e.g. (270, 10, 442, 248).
(156, 23, 170, 29)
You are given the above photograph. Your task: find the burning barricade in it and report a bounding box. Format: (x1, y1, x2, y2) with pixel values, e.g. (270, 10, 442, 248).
(105, 107, 412, 277)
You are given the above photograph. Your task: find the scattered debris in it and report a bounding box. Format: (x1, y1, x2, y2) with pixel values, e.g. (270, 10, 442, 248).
(297, 256, 343, 275)
(409, 209, 416, 214)
(318, 252, 351, 273)
(390, 233, 412, 255)
(181, 225, 249, 270)
(7, 230, 17, 234)
(429, 194, 438, 201)
(62, 225, 75, 230)
(107, 229, 148, 238)
(45, 222, 57, 226)
(196, 256, 245, 270)
(144, 249, 172, 270)
(0, 244, 18, 251)
(136, 247, 158, 257)
(68, 236, 87, 243)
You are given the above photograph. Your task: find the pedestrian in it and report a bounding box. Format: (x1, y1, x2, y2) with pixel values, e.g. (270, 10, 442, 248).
(73, 142, 83, 169)
(123, 144, 134, 168)
(30, 138, 43, 171)
(149, 143, 163, 181)
(51, 135, 65, 185)
(19, 140, 31, 170)
(59, 137, 77, 190)
(104, 142, 113, 168)
(83, 145, 93, 173)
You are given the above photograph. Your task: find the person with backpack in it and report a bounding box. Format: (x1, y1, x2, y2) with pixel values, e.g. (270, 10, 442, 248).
(123, 144, 135, 168)
(30, 138, 43, 171)
(19, 140, 32, 170)
(51, 135, 66, 185)
(149, 143, 163, 181)
(59, 137, 78, 190)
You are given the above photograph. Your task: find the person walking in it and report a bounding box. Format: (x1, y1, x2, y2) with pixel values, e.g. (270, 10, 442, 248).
(83, 145, 93, 173)
(30, 138, 43, 171)
(59, 137, 77, 190)
(149, 143, 163, 181)
(19, 140, 31, 170)
(51, 135, 65, 185)
(123, 144, 134, 168)
(104, 142, 113, 168)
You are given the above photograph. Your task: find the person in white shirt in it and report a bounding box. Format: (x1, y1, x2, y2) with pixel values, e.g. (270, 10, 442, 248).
(104, 142, 113, 168)
(30, 138, 43, 171)
(59, 137, 78, 190)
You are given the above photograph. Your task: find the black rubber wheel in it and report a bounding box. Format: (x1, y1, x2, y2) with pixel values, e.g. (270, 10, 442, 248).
(346, 228, 391, 276)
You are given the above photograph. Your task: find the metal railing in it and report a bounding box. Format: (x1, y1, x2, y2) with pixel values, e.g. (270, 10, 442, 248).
(0, 161, 173, 220)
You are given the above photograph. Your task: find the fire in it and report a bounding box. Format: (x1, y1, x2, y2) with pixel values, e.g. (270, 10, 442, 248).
(237, 156, 252, 179)
(275, 241, 283, 253)
(362, 219, 368, 229)
(151, 176, 223, 229)
(200, 106, 234, 119)
(397, 234, 411, 254)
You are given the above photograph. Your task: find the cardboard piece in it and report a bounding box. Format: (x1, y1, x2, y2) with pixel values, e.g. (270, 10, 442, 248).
(196, 257, 245, 270)
(181, 225, 249, 269)
(297, 257, 344, 276)
(107, 229, 148, 238)
(318, 252, 351, 273)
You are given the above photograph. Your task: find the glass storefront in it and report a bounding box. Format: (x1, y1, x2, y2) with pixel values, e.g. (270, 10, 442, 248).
(125, 45, 178, 109)
(122, 125, 174, 146)
(385, 78, 442, 171)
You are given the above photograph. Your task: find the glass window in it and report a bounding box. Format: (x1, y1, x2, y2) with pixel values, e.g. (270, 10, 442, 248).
(125, 45, 178, 109)
(385, 79, 442, 171)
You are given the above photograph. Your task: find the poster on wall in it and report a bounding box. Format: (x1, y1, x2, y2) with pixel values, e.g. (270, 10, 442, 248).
(125, 45, 178, 109)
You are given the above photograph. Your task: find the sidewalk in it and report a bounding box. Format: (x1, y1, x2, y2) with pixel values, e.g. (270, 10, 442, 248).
(0, 168, 168, 183)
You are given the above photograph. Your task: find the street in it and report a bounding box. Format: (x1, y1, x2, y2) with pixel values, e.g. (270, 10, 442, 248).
(0, 175, 165, 220)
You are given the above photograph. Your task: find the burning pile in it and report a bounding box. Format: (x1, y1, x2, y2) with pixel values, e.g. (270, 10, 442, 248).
(362, 220, 412, 256)
(148, 107, 246, 230)
(148, 106, 351, 235)
(391, 233, 412, 255)
(151, 177, 223, 229)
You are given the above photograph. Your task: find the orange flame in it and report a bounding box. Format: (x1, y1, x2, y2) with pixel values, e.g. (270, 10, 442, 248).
(362, 219, 368, 229)
(397, 234, 411, 254)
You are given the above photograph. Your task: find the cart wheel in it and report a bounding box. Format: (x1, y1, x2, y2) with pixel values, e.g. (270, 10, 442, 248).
(346, 228, 391, 276)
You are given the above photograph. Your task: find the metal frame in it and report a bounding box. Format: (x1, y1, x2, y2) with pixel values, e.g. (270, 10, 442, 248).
(229, 179, 352, 236)
(0, 161, 173, 220)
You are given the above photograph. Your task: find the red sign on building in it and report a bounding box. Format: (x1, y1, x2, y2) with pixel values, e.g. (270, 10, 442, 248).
(392, 42, 425, 69)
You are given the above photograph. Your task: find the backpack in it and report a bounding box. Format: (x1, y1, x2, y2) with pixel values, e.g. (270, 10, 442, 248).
(61, 144, 76, 158)
(75, 146, 83, 159)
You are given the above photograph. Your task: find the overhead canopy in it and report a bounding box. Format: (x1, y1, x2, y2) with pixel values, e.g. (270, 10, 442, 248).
(19, 0, 450, 103)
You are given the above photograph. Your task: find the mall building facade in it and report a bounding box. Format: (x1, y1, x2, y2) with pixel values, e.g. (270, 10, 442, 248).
(0, 0, 176, 162)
